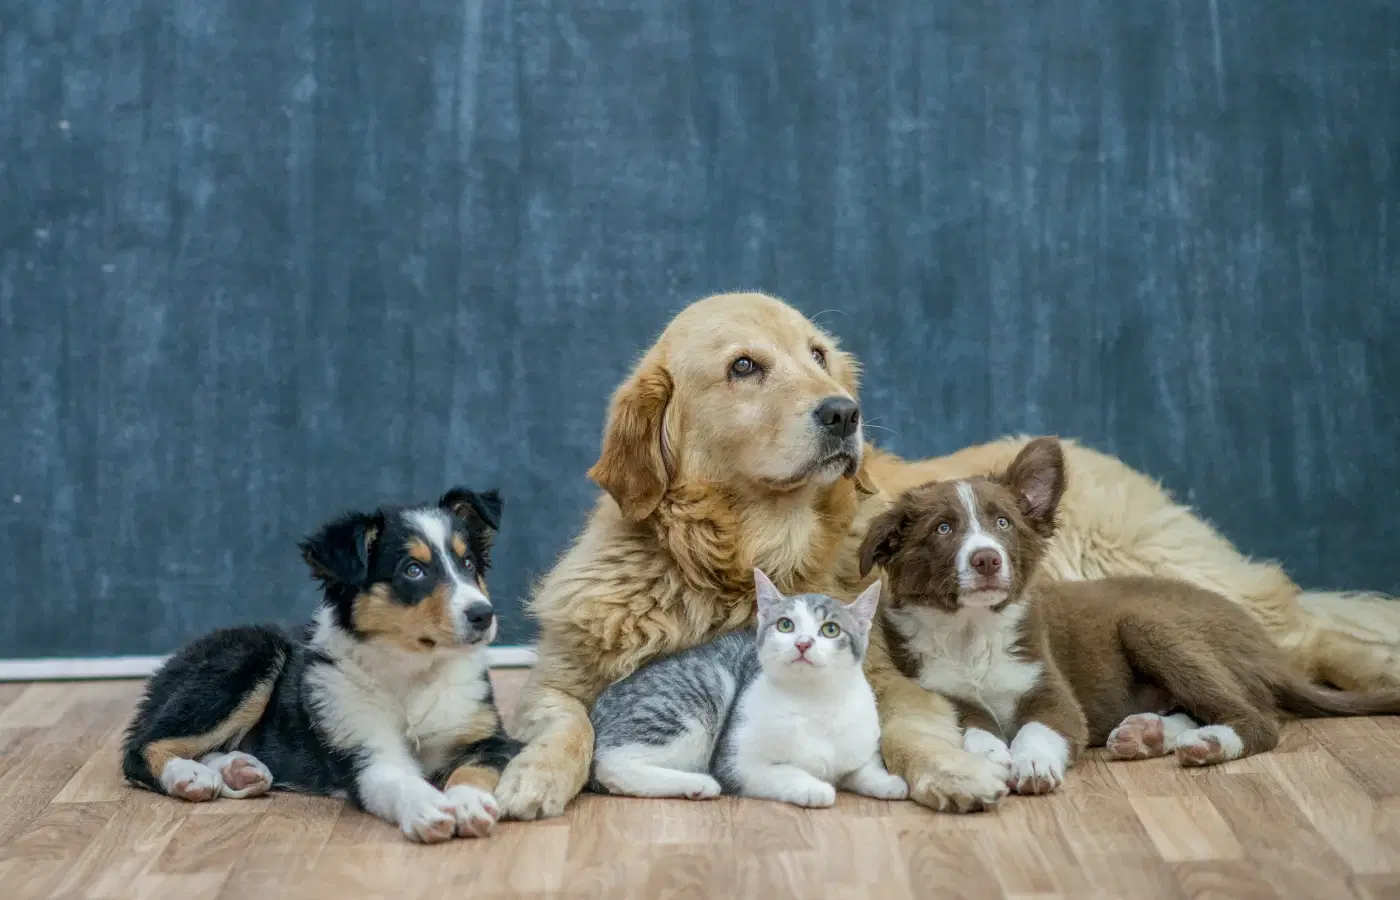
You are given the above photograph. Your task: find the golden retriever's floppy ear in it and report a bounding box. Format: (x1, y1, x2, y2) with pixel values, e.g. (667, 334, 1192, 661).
(852, 454, 879, 495)
(857, 501, 909, 577)
(587, 358, 673, 521)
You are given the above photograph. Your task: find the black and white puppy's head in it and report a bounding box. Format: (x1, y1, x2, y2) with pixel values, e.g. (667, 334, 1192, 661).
(299, 487, 503, 654)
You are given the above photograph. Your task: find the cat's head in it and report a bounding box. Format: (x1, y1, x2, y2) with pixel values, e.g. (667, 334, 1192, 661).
(753, 568, 880, 679)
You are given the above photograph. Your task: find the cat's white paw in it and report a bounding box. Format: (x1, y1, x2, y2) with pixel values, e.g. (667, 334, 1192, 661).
(681, 774, 722, 800)
(863, 772, 909, 801)
(788, 780, 837, 808)
(444, 784, 499, 838)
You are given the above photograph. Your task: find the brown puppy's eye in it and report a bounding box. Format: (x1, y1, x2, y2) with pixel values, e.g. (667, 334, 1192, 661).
(811, 346, 827, 367)
(996, 517, 1010, 530)
(730, 356, 760, 378)
(936, 522, 952, 536)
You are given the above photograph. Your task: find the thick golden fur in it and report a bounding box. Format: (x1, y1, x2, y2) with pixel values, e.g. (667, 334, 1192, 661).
(495, 291, 1400, 820)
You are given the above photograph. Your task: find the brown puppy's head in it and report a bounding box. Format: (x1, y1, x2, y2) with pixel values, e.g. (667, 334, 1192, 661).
(588, 292, 875, 520)
(857, 437, 1065, 612)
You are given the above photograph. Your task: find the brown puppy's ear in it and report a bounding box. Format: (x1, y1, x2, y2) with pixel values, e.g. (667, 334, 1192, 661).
(1001, 436, 1066, 537)
(858, 502, 910, 577)
(587, 357, 673, 521)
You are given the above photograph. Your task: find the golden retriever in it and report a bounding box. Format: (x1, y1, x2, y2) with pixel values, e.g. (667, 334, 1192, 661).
(495, 291, 1400, 819)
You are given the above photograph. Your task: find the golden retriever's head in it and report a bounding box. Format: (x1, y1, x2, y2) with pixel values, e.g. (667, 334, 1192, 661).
(588, 292, 875, 520)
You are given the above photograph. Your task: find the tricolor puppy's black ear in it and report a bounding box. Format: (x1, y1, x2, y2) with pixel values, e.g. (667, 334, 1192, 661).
(440, 487, 503, 562)
(299, 511, 382, 587)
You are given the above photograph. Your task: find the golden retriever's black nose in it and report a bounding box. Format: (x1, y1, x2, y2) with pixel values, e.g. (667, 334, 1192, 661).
(814, 396, 860, 438)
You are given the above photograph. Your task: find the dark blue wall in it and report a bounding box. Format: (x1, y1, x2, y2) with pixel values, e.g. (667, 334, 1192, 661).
(3, 1, 1397, 657)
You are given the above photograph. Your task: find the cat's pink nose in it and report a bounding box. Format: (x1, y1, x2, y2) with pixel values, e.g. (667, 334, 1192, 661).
(795, 638, 814, 653)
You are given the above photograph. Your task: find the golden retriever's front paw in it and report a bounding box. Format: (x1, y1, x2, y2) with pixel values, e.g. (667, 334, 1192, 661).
(496, 749, 581, 820)
(906, 749, 1008, 814)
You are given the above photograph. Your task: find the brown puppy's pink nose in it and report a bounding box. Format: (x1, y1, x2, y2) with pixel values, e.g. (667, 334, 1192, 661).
(795, 638, 814, 653)
(969, 549, 1003, 577)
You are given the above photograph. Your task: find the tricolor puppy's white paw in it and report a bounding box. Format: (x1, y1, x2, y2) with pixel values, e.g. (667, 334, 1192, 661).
(395, 780, 459, 844)
(160, 758, 224, 802)
(1008, 722, 1069, 796)
(199, 751, 274, 798)
(444, 784, 500, 838)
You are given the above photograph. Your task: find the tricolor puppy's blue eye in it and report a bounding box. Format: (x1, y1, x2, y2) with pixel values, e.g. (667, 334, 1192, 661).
(775, 618, 795, 633)
(404, 563, 425, 579)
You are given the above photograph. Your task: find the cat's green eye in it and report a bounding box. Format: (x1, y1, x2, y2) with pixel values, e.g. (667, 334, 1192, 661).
(775, 618, 795, 633)
(820, 622, 841, 639)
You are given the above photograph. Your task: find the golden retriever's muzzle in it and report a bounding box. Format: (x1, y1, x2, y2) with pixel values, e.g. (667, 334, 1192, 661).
(781, 395, 863, 485)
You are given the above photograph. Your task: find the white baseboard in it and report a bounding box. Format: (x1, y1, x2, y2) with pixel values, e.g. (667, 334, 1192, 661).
(0, 646, 538, 682)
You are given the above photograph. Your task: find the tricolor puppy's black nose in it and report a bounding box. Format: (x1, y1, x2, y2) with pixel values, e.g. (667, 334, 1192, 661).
(813, 396, 860, 439)
(465, 603, 495, 631)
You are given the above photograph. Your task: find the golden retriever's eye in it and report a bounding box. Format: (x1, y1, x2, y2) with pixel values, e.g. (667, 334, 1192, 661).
(775, 617, 795, 633)
(820, 621, 841, 638)
(936, 522, 952, 536)
(811, 346, 827, 367)
(996, 517, 1010, 530)
(730, 356, 761, 378)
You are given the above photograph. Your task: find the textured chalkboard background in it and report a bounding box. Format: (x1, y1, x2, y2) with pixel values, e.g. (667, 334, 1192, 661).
(2, 0, 1398, 657)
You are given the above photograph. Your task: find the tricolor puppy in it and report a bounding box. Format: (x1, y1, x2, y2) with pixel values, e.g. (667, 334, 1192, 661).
(122, 488, 520, 843)
(859, 437, 1400, 795)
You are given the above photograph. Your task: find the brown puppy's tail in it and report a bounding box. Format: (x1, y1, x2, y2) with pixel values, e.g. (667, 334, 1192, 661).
(1274, 674, 1400, 718)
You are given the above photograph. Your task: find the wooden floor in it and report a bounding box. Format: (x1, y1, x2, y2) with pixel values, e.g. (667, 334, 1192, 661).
(3, 675, 1400, 899)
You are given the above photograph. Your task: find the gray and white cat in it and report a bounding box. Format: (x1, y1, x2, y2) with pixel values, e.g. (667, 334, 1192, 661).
(588, 569, 907, 808)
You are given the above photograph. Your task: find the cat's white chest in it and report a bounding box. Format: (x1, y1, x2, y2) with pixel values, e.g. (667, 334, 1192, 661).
(890, 603, 1042, 732)
(736, 678, 880, 780)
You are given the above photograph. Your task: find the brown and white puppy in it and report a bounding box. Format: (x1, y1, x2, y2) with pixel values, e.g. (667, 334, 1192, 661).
(860, 437, 1400, 795)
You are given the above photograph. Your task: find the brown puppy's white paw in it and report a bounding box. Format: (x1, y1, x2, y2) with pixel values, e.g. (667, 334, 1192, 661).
(1107, 713, 1168, 760)
(1175, 725, 1243, 767)
(1007, 723, 1068, 795)
(906, 750, 1009, 813)
(160, 759, 223, 802)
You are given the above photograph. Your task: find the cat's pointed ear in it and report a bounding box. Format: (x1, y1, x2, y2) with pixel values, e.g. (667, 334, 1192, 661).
(753, 568, 785, 620)
(846, 580, 881, 629)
